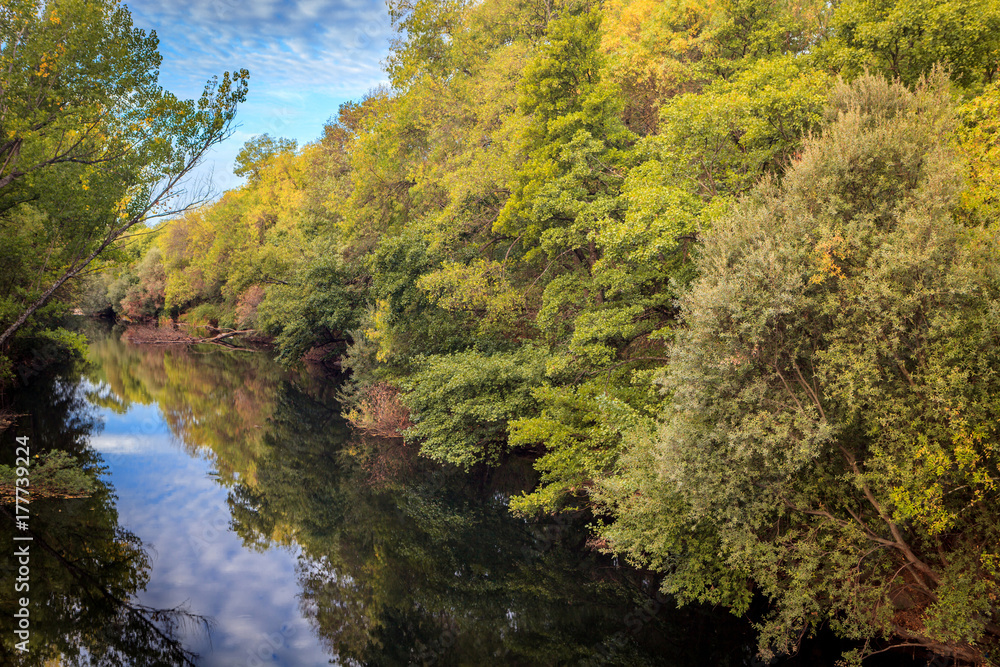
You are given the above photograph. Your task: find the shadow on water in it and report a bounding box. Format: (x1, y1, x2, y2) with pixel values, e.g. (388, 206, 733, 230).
(2, 322, 927, 666)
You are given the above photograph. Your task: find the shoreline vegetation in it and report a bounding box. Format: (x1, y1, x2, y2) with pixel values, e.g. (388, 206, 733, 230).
(4, 0, 1000, 663)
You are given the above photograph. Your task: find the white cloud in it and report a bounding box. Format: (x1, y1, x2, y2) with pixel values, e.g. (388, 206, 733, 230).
(89, 432, 177, 455)
(122, 0, 393, 190)
(107, 439, 332, 664)
(125, 0, 392, 98)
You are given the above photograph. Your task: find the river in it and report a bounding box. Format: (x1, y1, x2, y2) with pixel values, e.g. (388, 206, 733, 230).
(0, 324, 912, 666)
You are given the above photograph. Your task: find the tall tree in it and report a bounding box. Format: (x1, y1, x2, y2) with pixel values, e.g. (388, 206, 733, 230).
(0, 0, 247, 354)
(827, 0, 1000, 89)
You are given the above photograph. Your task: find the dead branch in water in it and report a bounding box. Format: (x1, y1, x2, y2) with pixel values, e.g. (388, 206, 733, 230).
(198, 329, 256, 344)
(121, 325, 260, 351)
(0, 410, 26, 434)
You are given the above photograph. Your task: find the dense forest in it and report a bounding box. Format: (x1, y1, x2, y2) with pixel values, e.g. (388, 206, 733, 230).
(5, 0, 1000, 663)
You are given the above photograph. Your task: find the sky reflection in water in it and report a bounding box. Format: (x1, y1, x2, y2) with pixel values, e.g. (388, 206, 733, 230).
(91, 402, 330, 666)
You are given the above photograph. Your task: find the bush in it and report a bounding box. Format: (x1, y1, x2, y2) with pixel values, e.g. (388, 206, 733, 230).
(401, 346, 549, 469)
(345, 382, 413, 438)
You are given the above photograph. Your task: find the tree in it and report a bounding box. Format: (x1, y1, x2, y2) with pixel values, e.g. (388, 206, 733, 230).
(597, 72, 1000, 663)
(956, 80, 1000, 225)
(233, 133, 297, 183)
(826, 0, 1000, 90)
(0, 0, 248, 353)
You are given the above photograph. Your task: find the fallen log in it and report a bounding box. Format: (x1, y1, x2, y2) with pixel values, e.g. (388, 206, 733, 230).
(122, 326, 195, 345)
(121, 325, 261, 350)
(196, 329, 256, 344)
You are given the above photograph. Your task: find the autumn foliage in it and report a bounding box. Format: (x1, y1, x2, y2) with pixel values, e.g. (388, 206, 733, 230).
(345, 382, 412, 439)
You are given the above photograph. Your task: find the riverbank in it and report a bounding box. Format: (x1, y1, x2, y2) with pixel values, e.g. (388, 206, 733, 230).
(120, 322, 270, 349)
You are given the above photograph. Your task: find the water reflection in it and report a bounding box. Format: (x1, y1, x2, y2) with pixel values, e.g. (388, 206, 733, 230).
(84, 328, 282, 486)
(4, 326, 762, 666)
(224, 371, 755, 665)
(0, 361, 203, 666)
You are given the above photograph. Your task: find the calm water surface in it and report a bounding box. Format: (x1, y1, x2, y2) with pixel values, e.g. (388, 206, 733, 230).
(2, 325, 872, 666)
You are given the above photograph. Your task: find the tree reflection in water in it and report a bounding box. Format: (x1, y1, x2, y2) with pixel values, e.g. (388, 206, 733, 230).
(0, 359, 207, 666)
(229, 383, 757, 666)
(83, 325, 282, 487)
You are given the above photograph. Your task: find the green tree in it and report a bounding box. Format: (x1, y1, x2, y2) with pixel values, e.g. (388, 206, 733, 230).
(233, 133, 297, 183)
(598, 72, 1000, 663)
(227, 378, 750, 667)
(401, 346, 549, 468)
(0, 0, 247, 355)
(826, 0, 1000, 90)
(956, 80, 1000, 225)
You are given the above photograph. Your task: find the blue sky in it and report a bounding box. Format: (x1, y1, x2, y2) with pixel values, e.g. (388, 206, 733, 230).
(124, 0, 395, 194)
